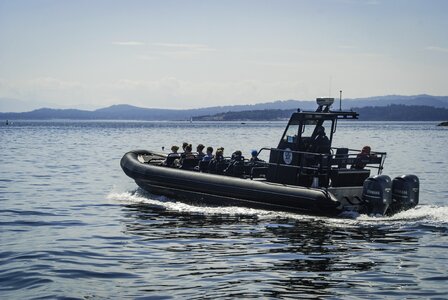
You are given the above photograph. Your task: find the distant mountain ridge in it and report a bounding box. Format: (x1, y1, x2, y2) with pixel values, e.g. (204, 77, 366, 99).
(194, 105, 448, 121)
(342, 94, 448, 109)
(1, 94, 448, 120)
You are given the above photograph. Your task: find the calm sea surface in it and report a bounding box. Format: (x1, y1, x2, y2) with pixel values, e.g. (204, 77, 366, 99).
(1, 120, 447, 299)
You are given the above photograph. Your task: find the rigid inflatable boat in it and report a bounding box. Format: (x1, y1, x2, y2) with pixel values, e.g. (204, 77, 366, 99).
(121, 98, 420, 216)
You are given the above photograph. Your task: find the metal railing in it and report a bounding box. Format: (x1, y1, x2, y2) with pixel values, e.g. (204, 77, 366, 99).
(255, 147, 386, 185)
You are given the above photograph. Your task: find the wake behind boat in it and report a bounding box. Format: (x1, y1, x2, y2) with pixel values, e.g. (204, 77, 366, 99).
(121, 98, 420, 217)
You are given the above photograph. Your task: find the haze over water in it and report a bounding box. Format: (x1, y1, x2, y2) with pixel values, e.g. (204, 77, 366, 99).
(1, 120, 447, 299)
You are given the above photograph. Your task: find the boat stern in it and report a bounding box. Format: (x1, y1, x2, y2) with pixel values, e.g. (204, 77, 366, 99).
(327, 186, 365, 214)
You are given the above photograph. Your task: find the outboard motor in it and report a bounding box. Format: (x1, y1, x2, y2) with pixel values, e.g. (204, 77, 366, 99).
(362, 175, 392, 216)
(388, 175, 420, 215)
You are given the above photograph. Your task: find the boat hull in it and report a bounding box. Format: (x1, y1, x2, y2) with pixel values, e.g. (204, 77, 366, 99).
(121, 150, 342, 216)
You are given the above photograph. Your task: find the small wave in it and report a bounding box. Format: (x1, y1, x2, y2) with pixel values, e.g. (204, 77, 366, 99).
(388, 205, 448, 222)
(327, 204, 448, 229)
(353, 205, 448, 224)
(107, 190, 448, 227)
(0, 270, 53, 291)
(107, 190, 316, 220)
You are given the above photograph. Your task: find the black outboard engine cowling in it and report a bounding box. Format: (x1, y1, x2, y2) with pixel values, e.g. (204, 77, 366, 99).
(388, 175, 420, 215)
(362, 175, 392, 216)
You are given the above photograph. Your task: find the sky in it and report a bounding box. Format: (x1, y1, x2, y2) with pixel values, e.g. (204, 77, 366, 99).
(1, 0, 448, 111)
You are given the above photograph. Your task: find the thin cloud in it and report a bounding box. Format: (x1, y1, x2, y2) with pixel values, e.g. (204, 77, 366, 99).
(426, 46, 448, 53)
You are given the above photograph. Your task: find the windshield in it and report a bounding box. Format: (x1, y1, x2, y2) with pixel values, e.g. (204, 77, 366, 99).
(281, 118, 334, 148)
(282, 123, 299, 143)
(302, 120, 332, 139)
(301, 120, 318, 138)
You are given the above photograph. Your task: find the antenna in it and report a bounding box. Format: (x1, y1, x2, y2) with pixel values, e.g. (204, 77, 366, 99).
(339, 90, 342, 111)
(329, 76, 332, 97)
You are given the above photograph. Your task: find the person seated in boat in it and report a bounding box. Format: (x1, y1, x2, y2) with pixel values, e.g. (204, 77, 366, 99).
(217, 147, 224, 156)
(352, 145, 375, 169)
(308, 126, 331, 154)
(198, 146, 214, 172)
(208, 149, 226, 174)
(180, 142, 189, 159)
(196, 144, 205, 159)
(249, 150, 262, 163)
(183, 144, 195, 160)
(301, 126, 331, 169)
(179, 144, 200, 170)
(230, 150, 243, 160)
(247, 149, 265, 171)
(181, 142, 189, 152)
(202, 146, 214, 161)
(224, 150, 245, 177)
(216, 149, 228, 174)
(164, 145, 181, 166)
(168, 145, 180, 156)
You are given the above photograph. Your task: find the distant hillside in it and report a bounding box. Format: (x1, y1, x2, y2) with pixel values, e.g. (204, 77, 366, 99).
(343, 94, 448, 109)
(195, 109, 294, 121)
(1, 94, 448, 120)
(0, 102, 306, 120)
(355, 105, 448, 121)
(195, 105, 448, 121)
(2, 108, 93, 119)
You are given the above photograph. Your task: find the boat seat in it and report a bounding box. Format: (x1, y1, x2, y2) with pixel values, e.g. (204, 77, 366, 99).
(330, 168, 370, 187)
(180, 158, 200, 170)
(249, 166, 268, 179)
(216, 161, 228, 174)
(234, 163, 246, 177)
(198, 160, 210, 172)
(164, 155, 180, 167)
(334, 148, 349, 168)
(208, 160, 228, 174)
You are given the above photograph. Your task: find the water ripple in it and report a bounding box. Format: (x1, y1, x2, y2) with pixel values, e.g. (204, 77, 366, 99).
(51, 269, 139, 279)
(2, 121, 448, 299)
(0, 270, 53, 291)
(0, 220, 86, 227)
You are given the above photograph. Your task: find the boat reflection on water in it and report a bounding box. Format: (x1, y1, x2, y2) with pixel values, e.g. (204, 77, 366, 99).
(119, 193, 421, 298)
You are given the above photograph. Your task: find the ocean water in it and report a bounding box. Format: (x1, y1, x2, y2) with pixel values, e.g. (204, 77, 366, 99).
(1, 120, 447, 299)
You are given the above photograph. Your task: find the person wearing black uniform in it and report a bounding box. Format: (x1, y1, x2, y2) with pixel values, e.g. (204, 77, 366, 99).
(309, 126, 330, 154)
(225, 150, 245, 177)
(208, 149, 225, 174)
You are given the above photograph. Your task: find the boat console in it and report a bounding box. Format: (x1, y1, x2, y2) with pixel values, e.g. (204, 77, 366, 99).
(255, 97, 419, 215)
(264, 97, 380, 186)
